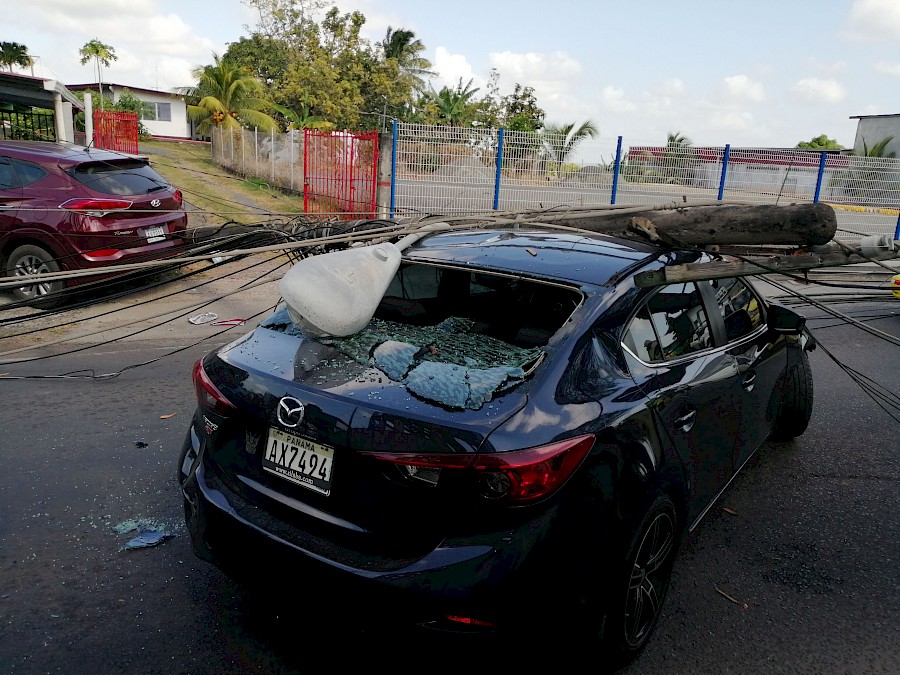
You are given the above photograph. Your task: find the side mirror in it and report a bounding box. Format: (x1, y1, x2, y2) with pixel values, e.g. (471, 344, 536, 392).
(767, 304, 806, 335)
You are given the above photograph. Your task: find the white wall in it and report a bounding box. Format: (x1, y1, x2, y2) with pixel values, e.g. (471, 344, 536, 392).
(853, 117, 900, 157)
(111, 87, 190, 139)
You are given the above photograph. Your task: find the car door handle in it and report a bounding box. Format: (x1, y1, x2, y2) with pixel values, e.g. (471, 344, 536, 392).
(675, 410, 697, 432)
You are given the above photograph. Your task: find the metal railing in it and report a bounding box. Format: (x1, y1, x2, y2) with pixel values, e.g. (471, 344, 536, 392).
(0, 110, 55, 141)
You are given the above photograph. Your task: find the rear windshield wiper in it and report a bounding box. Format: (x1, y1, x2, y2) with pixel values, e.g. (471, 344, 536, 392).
(146, 184, 169, 193)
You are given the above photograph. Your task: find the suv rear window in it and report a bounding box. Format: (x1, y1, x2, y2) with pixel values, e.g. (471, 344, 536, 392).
(68, 160, 170, 196)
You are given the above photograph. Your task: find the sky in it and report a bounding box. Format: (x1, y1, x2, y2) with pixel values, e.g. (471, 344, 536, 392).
(3, 0, 899, 149)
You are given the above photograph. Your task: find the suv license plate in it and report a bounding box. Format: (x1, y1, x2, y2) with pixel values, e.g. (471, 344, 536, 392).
(262, 427, 334, 495)
(144, 226, 166, 243)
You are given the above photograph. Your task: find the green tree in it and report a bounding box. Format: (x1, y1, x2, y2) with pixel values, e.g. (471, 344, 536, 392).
(542, 120, 599, 166)
(183, 53, 277, 133)
(380, 27, 433, 94)
(428, 78, 481, 126)
(500, 84, 545, 132)
(270, 101, 329, 130)
(0, 42, 32, 72)
(662, 130, 698, 184)
(796, 133, 843, 150)
(78, 39, 117, 110)
(113, 89, 152, 138)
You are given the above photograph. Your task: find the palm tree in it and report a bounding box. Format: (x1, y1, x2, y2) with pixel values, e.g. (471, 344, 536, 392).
(542, 120, 599, 169)
(183, 54, 277, 134)
(856, 136, 896, 158)
(663, 130, 697, 183)
(0, 42, 32, 72)
(381, 27, 433, 93)
(78, 39, 117, 110)
(430, 78, 480, 126)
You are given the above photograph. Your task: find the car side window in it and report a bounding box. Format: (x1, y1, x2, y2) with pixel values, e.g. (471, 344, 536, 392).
(0, 158, 17, 189)
(10, 159, 47, 187)
(623, 282, 713, 363)
(703, 277, 764, 342)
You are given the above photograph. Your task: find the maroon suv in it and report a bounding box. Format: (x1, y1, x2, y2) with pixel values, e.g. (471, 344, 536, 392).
(0, 140, 187, 307)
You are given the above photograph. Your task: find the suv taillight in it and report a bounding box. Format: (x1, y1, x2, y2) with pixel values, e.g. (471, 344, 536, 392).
(360, 435, 594, 504)
(59, 198, 133, 216)
(173, 189, 183, 205)
(192, 358, 236, 416)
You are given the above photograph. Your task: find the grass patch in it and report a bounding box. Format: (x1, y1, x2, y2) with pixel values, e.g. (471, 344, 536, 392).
(139, 140, 305, 226)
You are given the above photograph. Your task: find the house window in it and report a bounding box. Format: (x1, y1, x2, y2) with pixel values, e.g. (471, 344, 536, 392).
(140, 102, 172, 122)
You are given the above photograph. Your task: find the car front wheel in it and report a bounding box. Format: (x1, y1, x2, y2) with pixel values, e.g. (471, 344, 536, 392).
(769, 350, 814, 441)
(5, 244, 66, 308)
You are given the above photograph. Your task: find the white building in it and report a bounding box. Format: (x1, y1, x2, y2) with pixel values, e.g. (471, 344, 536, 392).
(67, 82, 192, 139)
(850, 114, 900, 157)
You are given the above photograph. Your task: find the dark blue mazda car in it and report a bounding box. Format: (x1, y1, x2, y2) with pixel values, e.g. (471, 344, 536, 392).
(179, 227, 813, 664)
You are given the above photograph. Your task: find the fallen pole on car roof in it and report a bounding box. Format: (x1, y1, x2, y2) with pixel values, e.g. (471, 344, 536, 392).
(520, 202, 839, 247)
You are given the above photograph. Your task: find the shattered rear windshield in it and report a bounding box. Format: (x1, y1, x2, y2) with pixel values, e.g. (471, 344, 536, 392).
(264, 262, 582, 409)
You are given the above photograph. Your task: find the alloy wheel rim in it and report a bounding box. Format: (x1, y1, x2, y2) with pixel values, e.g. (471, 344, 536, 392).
(13, 255, 53, 297)
(624, 511, 675, 648)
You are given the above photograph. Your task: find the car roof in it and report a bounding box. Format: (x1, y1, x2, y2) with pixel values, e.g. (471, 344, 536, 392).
(0, 140, 145, 167)
(404, 228, 661, 287)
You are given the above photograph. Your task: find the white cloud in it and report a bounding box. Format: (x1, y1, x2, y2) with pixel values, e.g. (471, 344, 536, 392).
(433, 47, 481, 91)
(488, 50, 582, 84)
(806, 58, 849, 76)
(600, 86, 638, 114)
(723, 75, 765, 102)
(660, 78, 686, 96)
(875, 61, 900, 77)
(792, 78, 847, 103)
(843, 0, 900, 41)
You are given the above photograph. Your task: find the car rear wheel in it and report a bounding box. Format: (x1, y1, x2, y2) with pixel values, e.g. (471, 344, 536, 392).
(600, 495, 680, 665)
(769, 351, 814, 441)
(5, 244, 66, 308)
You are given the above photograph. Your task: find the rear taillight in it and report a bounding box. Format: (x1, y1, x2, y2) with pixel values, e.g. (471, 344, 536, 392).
(192, 358, 236, 416)
(173, 189, 183, 206)
(60, 198, 133, 216)
(361, 434, 595, 504)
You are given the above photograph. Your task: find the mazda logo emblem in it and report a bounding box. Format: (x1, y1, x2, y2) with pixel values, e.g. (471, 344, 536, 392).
(277, 397, 305, 428)
(150, 199, 161, 208)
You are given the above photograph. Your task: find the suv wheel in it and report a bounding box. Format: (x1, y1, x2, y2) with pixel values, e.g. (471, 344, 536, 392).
(5, 244, 66, 308)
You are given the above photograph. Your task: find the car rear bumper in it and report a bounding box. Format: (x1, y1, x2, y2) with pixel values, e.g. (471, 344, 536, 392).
(179, 427, 569, 633)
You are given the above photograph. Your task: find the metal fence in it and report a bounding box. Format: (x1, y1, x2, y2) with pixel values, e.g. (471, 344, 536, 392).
(392, 123, 900, 240)
(93, 110, 139, 154)
(0, 110, 55, 141)
(209, 123, 900, 240)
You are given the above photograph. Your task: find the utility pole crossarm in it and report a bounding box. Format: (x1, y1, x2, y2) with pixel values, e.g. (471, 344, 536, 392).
(634, 249, 900, 288)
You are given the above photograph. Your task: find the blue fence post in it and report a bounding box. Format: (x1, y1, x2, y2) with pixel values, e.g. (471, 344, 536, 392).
(813, 151, 827, 204)
(895, 211, 900, 241)
(389, 120, 398, 218)
(717, 144, 731, 201)
(611, 135, 623, 205)
(493, 128, 505, 210)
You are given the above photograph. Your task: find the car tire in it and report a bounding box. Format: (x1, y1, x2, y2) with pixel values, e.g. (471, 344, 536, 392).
(597, 494, 680, 666)
(5, 244, 66, 309)
(769, 351, 814, 441)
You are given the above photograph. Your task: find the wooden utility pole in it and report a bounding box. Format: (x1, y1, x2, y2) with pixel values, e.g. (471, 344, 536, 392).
(527, 203, 838, 247)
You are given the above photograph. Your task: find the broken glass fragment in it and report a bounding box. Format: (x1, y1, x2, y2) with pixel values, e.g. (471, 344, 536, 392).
(120, 530, 173, 551)
(373, 341, 420, 380)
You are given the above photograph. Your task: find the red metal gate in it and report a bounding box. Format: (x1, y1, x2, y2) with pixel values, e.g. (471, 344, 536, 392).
(303, 129, 378, 217)
(92, 110, 139, 154)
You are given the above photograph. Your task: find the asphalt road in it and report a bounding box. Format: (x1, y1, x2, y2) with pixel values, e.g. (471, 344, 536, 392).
(0, 277, 897, 674)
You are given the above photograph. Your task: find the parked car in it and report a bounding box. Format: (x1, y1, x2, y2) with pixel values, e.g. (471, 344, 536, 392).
(178, 227, 814, 663)
(0, 140, 187, 307)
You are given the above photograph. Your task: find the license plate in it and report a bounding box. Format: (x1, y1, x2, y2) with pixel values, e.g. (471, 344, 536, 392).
(144, 226, 166, 243)
(262, 427, 334, 495)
